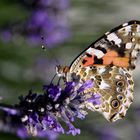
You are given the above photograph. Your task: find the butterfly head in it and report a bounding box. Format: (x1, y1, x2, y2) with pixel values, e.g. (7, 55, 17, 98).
(55, 65, 69, 77)
(99, 67, 134, 122)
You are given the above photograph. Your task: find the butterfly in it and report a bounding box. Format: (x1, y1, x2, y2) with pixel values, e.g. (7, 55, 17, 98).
(56, 20, 140, 122)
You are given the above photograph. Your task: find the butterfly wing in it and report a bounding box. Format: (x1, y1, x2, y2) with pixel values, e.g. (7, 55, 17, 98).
(67, 20, 139, 122)
(69, 20, 140, 74)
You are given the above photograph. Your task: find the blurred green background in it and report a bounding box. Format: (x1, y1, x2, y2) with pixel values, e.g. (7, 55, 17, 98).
(0, 0, 140, 140)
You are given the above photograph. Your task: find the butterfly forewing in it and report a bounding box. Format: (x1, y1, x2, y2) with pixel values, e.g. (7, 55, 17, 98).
(69, 20, 140, 73)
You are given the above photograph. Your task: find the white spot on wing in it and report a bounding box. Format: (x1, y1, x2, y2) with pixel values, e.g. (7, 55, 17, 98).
(132, 38, 135, 42)
(126, 43, 132, 49)
(107, 33, 117, 40)
(99, 81, 110, 89)
(137, 25, 140, 32)
(123, 23, 128, 27)
(125, 25, 131, 32)
(105, 32, 110, 35)
(132, 33, 135, 36)
(135, 44, 140, 50)
(86, 48, 94, 54)
(131, 49, 138, 57)
(107, 33, 122, 45)
(93, 48, 104, 58)
(115, 38, 121, 44)
(98, 67, 106, 74)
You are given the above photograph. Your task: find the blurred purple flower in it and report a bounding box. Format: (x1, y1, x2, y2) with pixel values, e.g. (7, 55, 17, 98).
(0, 30, 12, 43)
(28, 10, 48, 28)
(17, 128, 28, 139)
(26, 35, 41, 45)
(39, 0, 69, 9)
(0, 0, 70, 47)
(30, 0, 70, 47)
(98, 128, 117, 140)
(0, 108, 57, 140)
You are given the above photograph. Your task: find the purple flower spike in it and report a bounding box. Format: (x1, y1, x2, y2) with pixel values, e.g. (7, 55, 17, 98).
(64, 82, 75, 93)
(83, 79, 94, 88)
(17, 128, 28, 139)
(78, 80, 94, 92)
(37, 130, 58, 140)
(42, 114, 65, 134)
(53, 123, 65, 134)
(10, 78, 95, 136)
(77, 111, 86, 120)
(66, 123, 81, 136)
(43, 84, 61, 101)
(65, 110, 75, 122)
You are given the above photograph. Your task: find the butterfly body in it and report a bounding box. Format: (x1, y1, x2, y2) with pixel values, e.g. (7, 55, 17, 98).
(56, 20, 140, 122)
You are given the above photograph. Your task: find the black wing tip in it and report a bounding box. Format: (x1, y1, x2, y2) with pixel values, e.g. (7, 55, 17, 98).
(127, 20, 140, 25)
(109, 20, 140, 34)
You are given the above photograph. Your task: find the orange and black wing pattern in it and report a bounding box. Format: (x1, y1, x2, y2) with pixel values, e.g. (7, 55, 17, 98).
(70, 20, 140, 72)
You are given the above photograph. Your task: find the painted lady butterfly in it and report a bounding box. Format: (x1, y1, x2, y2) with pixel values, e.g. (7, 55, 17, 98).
(56, 20, 140, 122)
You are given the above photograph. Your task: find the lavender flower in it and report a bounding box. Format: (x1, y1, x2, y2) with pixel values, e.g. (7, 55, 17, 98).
(66, 123, 80, 136)
(43, 84, 61, 101)
(14, 79, 100, 136)
(77, 79, 94, 92)
(0, 79, 101, 137)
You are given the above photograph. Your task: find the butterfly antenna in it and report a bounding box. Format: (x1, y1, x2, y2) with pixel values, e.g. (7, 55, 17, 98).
(50, 73, 57, 84)
(41, 36, 63, 85)
(57, 77, 61, 86)
(41, 36, 60, 66)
